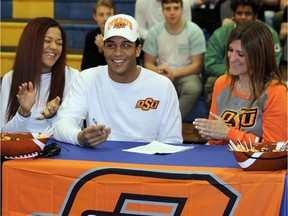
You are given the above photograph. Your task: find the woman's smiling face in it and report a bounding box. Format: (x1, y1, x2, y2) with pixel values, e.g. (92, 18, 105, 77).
(227, 39, 248, 77)
(42, 27, 63, 73)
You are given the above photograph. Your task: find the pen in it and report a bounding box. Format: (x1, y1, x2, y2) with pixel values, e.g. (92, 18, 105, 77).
(92, 118, 105, 134)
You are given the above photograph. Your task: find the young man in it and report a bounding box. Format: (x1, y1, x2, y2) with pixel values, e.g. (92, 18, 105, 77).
(135, 0, 193, 40)
(143, 0, 206, 119)
(81, 0, 115, 70)
(54, 14, 183, 147)
(204, 0, 282, 106)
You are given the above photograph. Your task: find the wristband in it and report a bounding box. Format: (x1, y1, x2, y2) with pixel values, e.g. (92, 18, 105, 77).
(18, 107, 31, 118)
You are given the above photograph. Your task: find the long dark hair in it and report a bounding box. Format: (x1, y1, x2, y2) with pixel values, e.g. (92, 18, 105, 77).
(7, 17, 67, 121)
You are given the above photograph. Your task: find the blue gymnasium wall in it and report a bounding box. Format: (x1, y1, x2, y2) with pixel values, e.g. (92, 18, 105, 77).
(54, 0, 136, 20)
(1, 0, 13, 19)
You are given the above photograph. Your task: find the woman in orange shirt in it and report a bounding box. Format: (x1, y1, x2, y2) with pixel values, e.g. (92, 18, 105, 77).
(193, 21, 287, 145)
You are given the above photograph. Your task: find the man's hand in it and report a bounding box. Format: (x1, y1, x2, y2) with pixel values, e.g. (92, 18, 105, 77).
(77, 125, 111, 147)
(222, 17, 234, 26)
(157, 62, 175, 81)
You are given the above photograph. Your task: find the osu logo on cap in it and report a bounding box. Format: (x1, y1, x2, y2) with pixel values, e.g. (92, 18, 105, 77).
(108, 17, 133, 30)
(114, 22, 126, 29)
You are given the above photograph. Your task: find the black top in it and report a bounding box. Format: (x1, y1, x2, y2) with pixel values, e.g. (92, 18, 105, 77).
(81, 27, 107, 71)
(283, 6, 287, 22)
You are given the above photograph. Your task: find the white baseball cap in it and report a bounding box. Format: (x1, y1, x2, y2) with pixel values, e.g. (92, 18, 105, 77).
(103, 14, 140, 42)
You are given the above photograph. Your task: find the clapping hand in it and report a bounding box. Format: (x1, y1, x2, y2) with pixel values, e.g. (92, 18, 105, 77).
(95, 34, 104, 53)
(17, 82, 36, 116)
(36, 96, 61, 120)
(193, 112, 230, 140)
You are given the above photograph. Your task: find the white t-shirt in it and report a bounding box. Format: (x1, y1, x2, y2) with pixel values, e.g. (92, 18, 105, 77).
(1, 66, 79, 133)
(54, 66, 183, 145)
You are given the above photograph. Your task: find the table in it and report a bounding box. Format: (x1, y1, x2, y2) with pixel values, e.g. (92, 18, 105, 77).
(2, 139, 287, 216)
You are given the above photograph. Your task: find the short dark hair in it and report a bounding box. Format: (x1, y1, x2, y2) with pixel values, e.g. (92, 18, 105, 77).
(230, 0, 262, 15)
(135, 38, 140, 47)
(161, 0, 183, 8)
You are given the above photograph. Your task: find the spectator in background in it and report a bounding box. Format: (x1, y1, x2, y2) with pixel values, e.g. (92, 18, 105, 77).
(261, 0, 281, 27)
(273, 0, 287, 32)
(135, 0, 193, 40)
(54, 14, 183, 147)
(194, 21, 287, 145)
(191, 0, 229, 36)
(81, 0, 115, 70)
(1, 17, 79, 133)
(279, 6, 287, 83)
(143, 0, 206, 120)
(204, 0, 282, 107)
(219, 0, 268, 26)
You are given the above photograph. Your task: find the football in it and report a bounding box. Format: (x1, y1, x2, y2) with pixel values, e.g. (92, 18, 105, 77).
(1, 132, 48, 159)
(228, 142, 287, 171)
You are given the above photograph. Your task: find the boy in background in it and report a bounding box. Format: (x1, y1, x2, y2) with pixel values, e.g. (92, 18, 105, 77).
(143, 0, 206, 119)
(81, 0, 115, 70)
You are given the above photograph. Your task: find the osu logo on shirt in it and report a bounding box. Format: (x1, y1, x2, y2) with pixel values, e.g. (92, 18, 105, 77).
(135, 98, 160, 111)
(221, 108, 258, 129)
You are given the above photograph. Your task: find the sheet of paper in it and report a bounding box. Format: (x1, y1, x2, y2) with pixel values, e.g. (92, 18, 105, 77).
(122, 140, 194, 155)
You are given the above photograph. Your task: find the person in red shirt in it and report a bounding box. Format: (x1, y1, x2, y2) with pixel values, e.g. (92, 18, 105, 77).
(193, 21, 287, 145)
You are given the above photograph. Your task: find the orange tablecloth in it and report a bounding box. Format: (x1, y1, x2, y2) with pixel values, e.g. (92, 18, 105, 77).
(2, 159, 286, 216)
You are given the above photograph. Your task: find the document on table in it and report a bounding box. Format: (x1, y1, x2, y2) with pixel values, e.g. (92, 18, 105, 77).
(122, 140, 194, 155)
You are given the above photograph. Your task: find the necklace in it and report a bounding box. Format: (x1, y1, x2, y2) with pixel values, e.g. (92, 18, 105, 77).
(236, 82, 251, 99)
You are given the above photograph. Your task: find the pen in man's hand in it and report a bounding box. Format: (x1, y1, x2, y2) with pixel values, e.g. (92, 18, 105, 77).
(92, 118, 105, 134)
